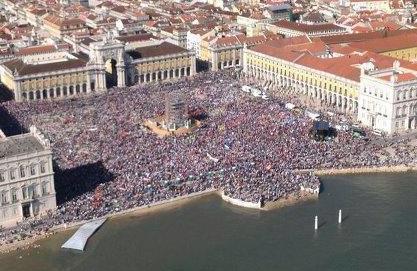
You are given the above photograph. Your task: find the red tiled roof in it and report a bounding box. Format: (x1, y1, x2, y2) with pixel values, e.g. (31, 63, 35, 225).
(250, 41, 417, 82)
(349, 34, 417, 53)
(273, 20, 346, 33)
(3, 58, 87, 76)
(16, 45, 57, 56)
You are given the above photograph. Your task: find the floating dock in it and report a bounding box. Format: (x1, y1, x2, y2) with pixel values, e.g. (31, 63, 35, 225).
(61, 218, 107, 251)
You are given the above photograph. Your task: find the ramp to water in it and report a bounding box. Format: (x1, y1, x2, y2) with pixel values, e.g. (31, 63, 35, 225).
(61, 218, 107, 251)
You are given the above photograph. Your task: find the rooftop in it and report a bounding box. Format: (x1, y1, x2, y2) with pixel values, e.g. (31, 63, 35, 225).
(349, 34, 417, 53)
(3, 57, 87, 76)
(273, 20, 346, 33)
(0, 134, 45, 160)
(250, 41, 417, 82)
(127, 42, 188, 59)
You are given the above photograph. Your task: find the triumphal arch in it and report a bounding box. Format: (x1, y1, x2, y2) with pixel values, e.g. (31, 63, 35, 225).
(88, 32, 126, 91)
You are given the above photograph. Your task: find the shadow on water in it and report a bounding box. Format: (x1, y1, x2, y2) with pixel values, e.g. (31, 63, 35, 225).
(54, 161, 114, 205)
(319, 180, 325, 193)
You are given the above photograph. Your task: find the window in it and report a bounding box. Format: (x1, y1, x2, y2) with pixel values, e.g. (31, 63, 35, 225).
(1, 191, 7, 204)
(40, 163, 46, 174)
(28, 185, 34, 199)
(22, 186, 28, 200)
(20, 165, 26, 178)
(30, 165, 36, 176)
(0, 171, 4, 182)
(42, 182, 49, 196)
(9, 169, 15, 180)
(11, 189, 17, 203)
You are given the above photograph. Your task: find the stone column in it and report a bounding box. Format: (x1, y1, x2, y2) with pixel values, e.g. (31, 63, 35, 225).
(86, 72, 91, 93)
(232, 49, 236, 68)
(15, 80, 22, 102)
(116, 64, 126, 87)
(212, 51, 218, 71)
(191, 55, 196, 76)
(99, 70, 106, 91)
(239, 47, 244, 67)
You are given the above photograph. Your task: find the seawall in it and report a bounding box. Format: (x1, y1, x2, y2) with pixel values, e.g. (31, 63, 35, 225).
(313, 165, 416, 176)
(220, 191, 262, 209)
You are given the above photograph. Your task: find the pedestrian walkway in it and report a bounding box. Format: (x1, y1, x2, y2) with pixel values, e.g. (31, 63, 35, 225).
(61, 218, 107, 251)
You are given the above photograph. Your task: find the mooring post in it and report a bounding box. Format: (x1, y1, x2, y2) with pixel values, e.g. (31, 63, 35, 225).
(314, 215, 318, 230)
(338, 209, 342, 224)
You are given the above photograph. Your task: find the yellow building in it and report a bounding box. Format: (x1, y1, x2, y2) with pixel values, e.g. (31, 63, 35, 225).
(0, 35, 196, 102)
(200, 33, 280, 71)
(349, 34, 417, 62)
(349, 0, 391, 12)
(43, 15, 87, 38)
(1, 53, 92, 102)
(127, 41, 196, 83)
(243, 39, 417, 112)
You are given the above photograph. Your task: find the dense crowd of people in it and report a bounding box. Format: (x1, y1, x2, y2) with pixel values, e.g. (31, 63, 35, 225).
(0, 70, 416, 246)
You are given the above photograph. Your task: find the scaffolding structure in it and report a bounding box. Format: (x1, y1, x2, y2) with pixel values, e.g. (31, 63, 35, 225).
(164, 90, 190, 131)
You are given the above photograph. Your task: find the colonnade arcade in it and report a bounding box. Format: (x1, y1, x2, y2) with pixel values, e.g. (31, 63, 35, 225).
(131, 66, 192, 84)
(245, 65, 358, 113)
(21, 83, 89, 101)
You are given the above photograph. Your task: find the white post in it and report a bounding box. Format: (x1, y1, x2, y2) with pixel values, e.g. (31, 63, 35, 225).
(338, 209, 342, 224)
(314, 215, 318, 230)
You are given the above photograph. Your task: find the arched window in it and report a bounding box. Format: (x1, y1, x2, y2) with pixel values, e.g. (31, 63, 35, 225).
(41, 181, 49, 196)
(30, 164, 36, 176)
(21, 185, 28, 200)
(40, 162, 46, 174)
(20, 165, 25, 178)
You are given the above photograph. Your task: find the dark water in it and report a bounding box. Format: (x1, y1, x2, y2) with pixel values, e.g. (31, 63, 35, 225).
(1, 173, 417, 271)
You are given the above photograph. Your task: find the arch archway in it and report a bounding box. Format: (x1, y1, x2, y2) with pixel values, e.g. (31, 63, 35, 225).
(105, 58, 118, 88)
(88, 36, 126, 91)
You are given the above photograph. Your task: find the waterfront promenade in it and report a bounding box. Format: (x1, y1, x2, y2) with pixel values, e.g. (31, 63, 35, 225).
(2, 70, 417, 254)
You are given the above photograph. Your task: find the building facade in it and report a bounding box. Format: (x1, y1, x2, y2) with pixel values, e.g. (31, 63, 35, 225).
(200, 33, 280, 71)
(358, 61, 417, 134)
(1, 52, 95, 102)
(0, 126, 56, 228)
(0, 34, 196, 102)
(243, 42, 360, 113)
(127, 41, 196, 84)
(268, 20, 347, 37)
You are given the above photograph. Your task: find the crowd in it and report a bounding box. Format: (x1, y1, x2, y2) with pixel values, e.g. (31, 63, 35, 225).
(0, 69, 416, 246)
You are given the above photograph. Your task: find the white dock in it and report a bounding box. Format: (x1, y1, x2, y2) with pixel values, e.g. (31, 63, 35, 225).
(61, 218, 107, 251)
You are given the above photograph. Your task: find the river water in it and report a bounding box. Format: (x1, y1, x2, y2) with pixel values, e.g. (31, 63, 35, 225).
(1, 173, 417, 271)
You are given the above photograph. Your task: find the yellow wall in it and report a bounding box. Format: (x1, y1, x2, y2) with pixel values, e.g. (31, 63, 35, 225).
(20, 72, 87, 92)
(381, 47, 417, 61)
(136, 56, 192, 74)
(246, 51, 358, 99)
(199, 40, 212, 61)
(1, 72, 15, 91)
